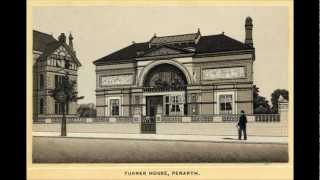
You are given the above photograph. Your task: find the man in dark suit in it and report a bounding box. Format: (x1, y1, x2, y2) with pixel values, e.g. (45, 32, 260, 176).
(237, 110, 247, 140)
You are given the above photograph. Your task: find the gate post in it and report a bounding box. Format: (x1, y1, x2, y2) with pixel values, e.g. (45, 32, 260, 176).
(278, 95, 288, 124)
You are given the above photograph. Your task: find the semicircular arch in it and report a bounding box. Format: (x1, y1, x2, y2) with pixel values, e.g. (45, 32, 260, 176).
(137, 60, 192, 87)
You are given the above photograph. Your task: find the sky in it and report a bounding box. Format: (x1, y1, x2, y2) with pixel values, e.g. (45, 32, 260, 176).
(32, 5, 290, 105)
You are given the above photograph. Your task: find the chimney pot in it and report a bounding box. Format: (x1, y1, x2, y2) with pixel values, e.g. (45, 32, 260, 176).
(58, 33, 66, 43)
(245, 17, 253, 46)
(68, 33, 74, 50)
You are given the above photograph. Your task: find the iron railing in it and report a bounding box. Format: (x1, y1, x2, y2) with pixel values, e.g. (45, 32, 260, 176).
(191, 115, 214, 123)
(143, 86, 186, 92)
(254, 114, 280, 122)
(34, 114, 281, 123)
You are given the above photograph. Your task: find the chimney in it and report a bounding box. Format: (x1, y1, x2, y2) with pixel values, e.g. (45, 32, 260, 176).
(245, 16, 253, 46)
(58, 33, 66, 43)
(68, 33, 74, 50)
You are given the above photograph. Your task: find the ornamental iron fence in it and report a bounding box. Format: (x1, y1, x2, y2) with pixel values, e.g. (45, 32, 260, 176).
(34, 114, 280, 124)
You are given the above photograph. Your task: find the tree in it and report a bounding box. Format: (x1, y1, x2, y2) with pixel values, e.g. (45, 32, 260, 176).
(50, 72, 83, 136)
(77, 104, 96, 117)
(253, 85, 271, 114)
(270, 89, 289, 113)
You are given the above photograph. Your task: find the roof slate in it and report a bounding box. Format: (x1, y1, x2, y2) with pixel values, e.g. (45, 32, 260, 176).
(94, 33, 254, 65)
(150, 33, 199, 44)
(33, 30, 57, 52)
(33, 30, 81, 66)
(195, 34, 253, 54)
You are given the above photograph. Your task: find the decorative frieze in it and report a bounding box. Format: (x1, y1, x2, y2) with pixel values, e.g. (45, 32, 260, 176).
(100, 74, 133, 86)
(202, 67, 245, 80)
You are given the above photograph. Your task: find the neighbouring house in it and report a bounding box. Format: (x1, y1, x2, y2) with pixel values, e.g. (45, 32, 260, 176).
(33, 30, 81, 121)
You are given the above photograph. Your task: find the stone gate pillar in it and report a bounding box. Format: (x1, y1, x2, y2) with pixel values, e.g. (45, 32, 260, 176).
(278, 95, 288, 124)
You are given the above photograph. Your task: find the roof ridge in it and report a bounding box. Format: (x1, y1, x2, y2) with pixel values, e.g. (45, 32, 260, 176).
(33, 29, 55, 37)
(200, 33, 226, 37)
(154, 32, 198, 39)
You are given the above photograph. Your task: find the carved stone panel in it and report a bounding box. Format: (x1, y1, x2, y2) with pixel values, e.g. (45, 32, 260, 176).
(100, 74, 133, 86)
(202, 67, 245, 80)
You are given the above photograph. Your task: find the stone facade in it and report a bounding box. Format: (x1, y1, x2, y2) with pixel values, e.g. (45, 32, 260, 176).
(33, 30, 81, 121)
(94, 18, 255, 118)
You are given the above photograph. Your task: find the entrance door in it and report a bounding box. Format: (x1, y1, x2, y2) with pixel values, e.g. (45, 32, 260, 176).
(141, 96, 163, 134)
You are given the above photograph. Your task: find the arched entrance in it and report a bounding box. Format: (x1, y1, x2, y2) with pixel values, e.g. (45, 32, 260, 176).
(138, 59, 192, 87)
(141, 63, 189, 134)
(143, 63, 187, 90)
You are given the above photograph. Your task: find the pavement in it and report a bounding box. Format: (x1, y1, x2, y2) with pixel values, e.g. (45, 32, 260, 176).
(32, 131, 288, 144)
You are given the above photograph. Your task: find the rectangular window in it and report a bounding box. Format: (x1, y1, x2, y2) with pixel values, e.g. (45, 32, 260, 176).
(55, 102, 60, 114)
(110, 99, 120, 116)
(39, 74, 44, 90)
(55, 75, 64, 88)
(135, 96, 140, 105)
(170, 96, 181, 113)
(54, 102, 66, 115)
(55, 75, 58, 88)
(219, 95, 233, 114)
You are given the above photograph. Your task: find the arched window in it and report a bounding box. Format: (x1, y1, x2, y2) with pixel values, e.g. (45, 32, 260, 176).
(143, 63, 187, 89)
(39, 98, 44, 114)
(39, 74, 44, 89)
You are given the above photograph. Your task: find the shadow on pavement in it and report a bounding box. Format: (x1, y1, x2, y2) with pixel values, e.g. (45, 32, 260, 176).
(222, 137, 238, 140)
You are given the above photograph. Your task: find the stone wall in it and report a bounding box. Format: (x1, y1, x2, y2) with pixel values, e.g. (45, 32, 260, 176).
(33, 123, 140, 134)
(156, 122, 287, 137)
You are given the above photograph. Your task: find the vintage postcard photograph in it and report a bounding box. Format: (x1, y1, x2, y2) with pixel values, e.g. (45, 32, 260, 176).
(27, 1, 293, 179)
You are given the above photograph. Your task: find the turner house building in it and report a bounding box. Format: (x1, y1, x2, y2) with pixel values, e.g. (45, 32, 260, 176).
(33, 30, 81, 121)
(94, 17, 255, 121)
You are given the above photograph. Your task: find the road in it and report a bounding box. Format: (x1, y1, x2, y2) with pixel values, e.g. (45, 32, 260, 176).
(33, 136, 288, 163)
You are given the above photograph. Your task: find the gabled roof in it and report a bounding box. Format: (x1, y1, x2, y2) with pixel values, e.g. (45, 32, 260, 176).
(33, 30, 81, 66)
(94, 33, 254, 65)
(33, 30, 57, 52)
(38, 41, 81, 66)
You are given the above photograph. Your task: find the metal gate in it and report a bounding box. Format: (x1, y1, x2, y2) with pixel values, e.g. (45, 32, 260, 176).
(141, 116, 156, 134)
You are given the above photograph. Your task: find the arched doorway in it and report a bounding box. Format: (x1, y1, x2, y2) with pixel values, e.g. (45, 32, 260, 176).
(141, 63, 189, 134)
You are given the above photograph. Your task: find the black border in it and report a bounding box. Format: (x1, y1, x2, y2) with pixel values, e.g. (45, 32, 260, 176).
(6, 0, 320, 179)
(294, 0, 319, 179)
(7, 0, 27, 179)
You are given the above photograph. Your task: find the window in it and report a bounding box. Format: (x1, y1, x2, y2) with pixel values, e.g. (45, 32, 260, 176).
(171, 96, 180, 112)
(164, 95, 185, 115)
(165, 96, 170, 115)
(65, 60, 70, 69)
(55, 102, 64, 115)
(39, 98, 44, 114)
(55, 75, 64, 88)
(39, 74, 44, 90)
(219, 95, 233, 114)
(135, 96, 140, 105)
(110, 99, 120, 116)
